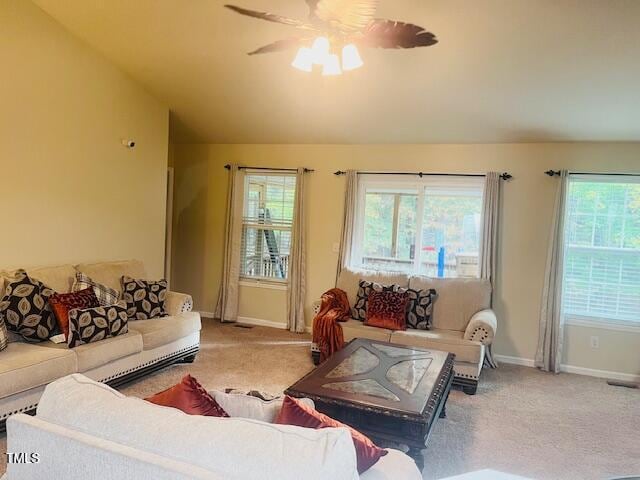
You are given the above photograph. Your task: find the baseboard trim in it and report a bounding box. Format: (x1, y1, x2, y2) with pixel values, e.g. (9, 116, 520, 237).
(559, 364, 640, 383)
(494, 355, 536, 367)
(198, 312, 312, 333)
(237, 316, 288, 330)
(494, 354, 640, 382)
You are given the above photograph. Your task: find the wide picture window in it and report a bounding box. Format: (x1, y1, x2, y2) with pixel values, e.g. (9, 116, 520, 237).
(351, 175, 485, 278)
(563, 175, 640, 324)
(241, 173, 296, 282)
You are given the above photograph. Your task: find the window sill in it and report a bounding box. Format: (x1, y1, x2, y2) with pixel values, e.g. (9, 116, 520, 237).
(565, 316, 640, 334)
(239, 279, 288, 291)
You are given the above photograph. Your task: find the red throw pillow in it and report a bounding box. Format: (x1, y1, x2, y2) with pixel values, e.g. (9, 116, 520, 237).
(275, 395, 387, 473)
(364, 290, 408, 331)
(145, 375, 229, 417)
(49, 288, 100, 339)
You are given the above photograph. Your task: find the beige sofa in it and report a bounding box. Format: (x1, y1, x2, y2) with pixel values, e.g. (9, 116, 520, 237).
(3, 374, 422, 480)
(0, 260, 201, 432)
(315, 268, 498, 395)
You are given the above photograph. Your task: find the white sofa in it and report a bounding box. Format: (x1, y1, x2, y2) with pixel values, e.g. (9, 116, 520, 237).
(2, 374, 422, 480)
(314, 267, 498, 394)
(0, 260, 201, 432)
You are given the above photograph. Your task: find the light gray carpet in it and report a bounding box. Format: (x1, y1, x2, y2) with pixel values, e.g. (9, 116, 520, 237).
(1, 318, 639, 479)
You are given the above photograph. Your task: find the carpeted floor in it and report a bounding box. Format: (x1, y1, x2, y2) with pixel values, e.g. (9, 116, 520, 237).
(1, 318, 639, 479)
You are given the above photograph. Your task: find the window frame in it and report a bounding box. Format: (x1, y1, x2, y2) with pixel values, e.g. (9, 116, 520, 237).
(350, 174, 485, 277)
(239, 171, 297, 286)
(561, 174, 640, 329)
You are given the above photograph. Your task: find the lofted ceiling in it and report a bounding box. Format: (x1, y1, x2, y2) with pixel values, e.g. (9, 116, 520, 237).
(33, 0, 640, 144)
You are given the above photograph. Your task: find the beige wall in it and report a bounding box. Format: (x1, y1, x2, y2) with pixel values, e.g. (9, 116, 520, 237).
(0, 0, 169, 278)
(170, 144, 640, 377)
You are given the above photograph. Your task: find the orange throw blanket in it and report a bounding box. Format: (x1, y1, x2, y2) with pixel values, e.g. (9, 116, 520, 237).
(312, 288, 351, 363)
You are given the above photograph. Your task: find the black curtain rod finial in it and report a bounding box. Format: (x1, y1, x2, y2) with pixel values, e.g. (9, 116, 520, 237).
(334, 171, 346, 176)
(501, 172, 513, 180)
(545, 170, 561, 177)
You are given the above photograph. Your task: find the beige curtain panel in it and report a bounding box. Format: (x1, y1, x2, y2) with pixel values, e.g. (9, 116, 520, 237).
(215, 164, 244, 323)
(535, 170, 569, 373)
(336, 170, 358, 284)
(480, 172, 500, 286)
(287, 167, 307, 333)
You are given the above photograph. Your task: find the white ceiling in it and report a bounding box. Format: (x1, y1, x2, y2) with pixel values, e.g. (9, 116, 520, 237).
(34, 0, 640, 144)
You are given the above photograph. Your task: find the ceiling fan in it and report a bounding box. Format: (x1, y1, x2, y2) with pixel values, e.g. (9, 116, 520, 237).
(225, 0, 438, 75)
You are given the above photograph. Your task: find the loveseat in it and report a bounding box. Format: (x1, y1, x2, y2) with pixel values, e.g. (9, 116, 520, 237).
(2, 374, 422, 480)
(0, 260, 201, 432)
(314, 267, 498, 395)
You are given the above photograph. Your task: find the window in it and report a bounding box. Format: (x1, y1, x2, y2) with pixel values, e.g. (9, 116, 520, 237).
(241, 173, 296, 282)
(351, 175, 485, 277)
(563, 175, 640, 324)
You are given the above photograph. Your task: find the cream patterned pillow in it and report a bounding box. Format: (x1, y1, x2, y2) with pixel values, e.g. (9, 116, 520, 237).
(121, 276, 168, 320)
(73, 272, 119, 306)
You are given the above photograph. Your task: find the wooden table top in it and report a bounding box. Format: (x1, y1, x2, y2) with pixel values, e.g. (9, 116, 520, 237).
(286, 338, 455, 420)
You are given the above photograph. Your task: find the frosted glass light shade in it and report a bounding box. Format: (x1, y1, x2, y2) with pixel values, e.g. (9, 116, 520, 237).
(342, 44, 364, 71)
(311, 36, 331, 65)
(322, 54, 342, 76)
(292, 47, 314, 72)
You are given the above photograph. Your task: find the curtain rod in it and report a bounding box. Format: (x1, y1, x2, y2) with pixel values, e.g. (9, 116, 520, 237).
(545, 170, 640, 177)
(224, 164, 314, 173)
(333, 171, 513, 180)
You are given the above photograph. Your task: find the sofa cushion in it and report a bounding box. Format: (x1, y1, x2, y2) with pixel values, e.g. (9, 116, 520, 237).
(67, 303, 129, 348)
(0, 343, 77, 398)
(128, 312, 201, 350)
(0, 270, 57, 342)
(122, 276, 168, 320)
(353, 280, 399, 321)
(210, 390, 314, 424)
(337, 267, 410, 310)
(389, 328, 484, 364)
(146, 375, 229, 417)
(37, 374, 360, 480)
(341, 319, 393, 344)
(72, 272, 120, 307)
(75, 260, 146, 296)
(49, 288, 100, 340)
(27, 264, 77, 295)
(365, 291, 408, 331)
(408, 277, 491, 332)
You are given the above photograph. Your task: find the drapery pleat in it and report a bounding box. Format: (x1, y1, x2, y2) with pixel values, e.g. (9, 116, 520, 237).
(535, 170, 569, 373)
(336, 170, 358, 284)
(214, 165, 244, 323)
(287, 168, 307, 333)
(480, 172, 501, 287)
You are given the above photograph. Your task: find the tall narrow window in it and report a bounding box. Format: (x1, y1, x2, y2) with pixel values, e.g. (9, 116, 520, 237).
(563, 175, 640, 324)
(351, 175, 484, 277)
(241, 173, 297, 282)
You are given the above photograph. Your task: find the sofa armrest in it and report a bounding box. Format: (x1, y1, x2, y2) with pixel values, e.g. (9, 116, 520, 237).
(464, 309, 497, 345)
(164, 291, 194, 316)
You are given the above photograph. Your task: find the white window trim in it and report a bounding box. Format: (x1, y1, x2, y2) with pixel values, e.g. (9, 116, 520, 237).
(561, 174, 640, 327)
(564, 314, 640, 333)
(350, 174, 484, 276)
(239, 279, 288, 291)
(240, 171, 296, 284)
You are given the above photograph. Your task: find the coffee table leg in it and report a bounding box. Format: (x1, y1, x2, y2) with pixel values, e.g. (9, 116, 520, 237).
(408, 447, 425, 471)
(439, 387, 451, 418)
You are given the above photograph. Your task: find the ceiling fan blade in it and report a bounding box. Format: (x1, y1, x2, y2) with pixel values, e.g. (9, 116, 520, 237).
(248, 38, 305, 55)
(314, 0, 378, 31)
(225, 5, 314, 30)
(360, 19, 438, 49)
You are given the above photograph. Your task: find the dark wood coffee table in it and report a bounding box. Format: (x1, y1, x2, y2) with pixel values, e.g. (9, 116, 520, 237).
(285, 338, 455, 470)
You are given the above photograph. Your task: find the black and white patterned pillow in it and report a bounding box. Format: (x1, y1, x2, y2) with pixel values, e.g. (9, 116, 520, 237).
(73, 272, 119, 306)
(353, 280, 404, 321)
(0, 313, 8, 351)
(405, 288, 437, 330)
(0, 270, 56, 342)
(67, 302, 129, 348)
(121, 276, 168, 320)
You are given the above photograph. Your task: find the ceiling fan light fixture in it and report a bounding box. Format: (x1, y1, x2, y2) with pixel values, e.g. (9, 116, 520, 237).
(311, 36, 331, 65)
(341, 44, 363, 71)
(322, 53, 342, 76)
(291, 47, 314, 72)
